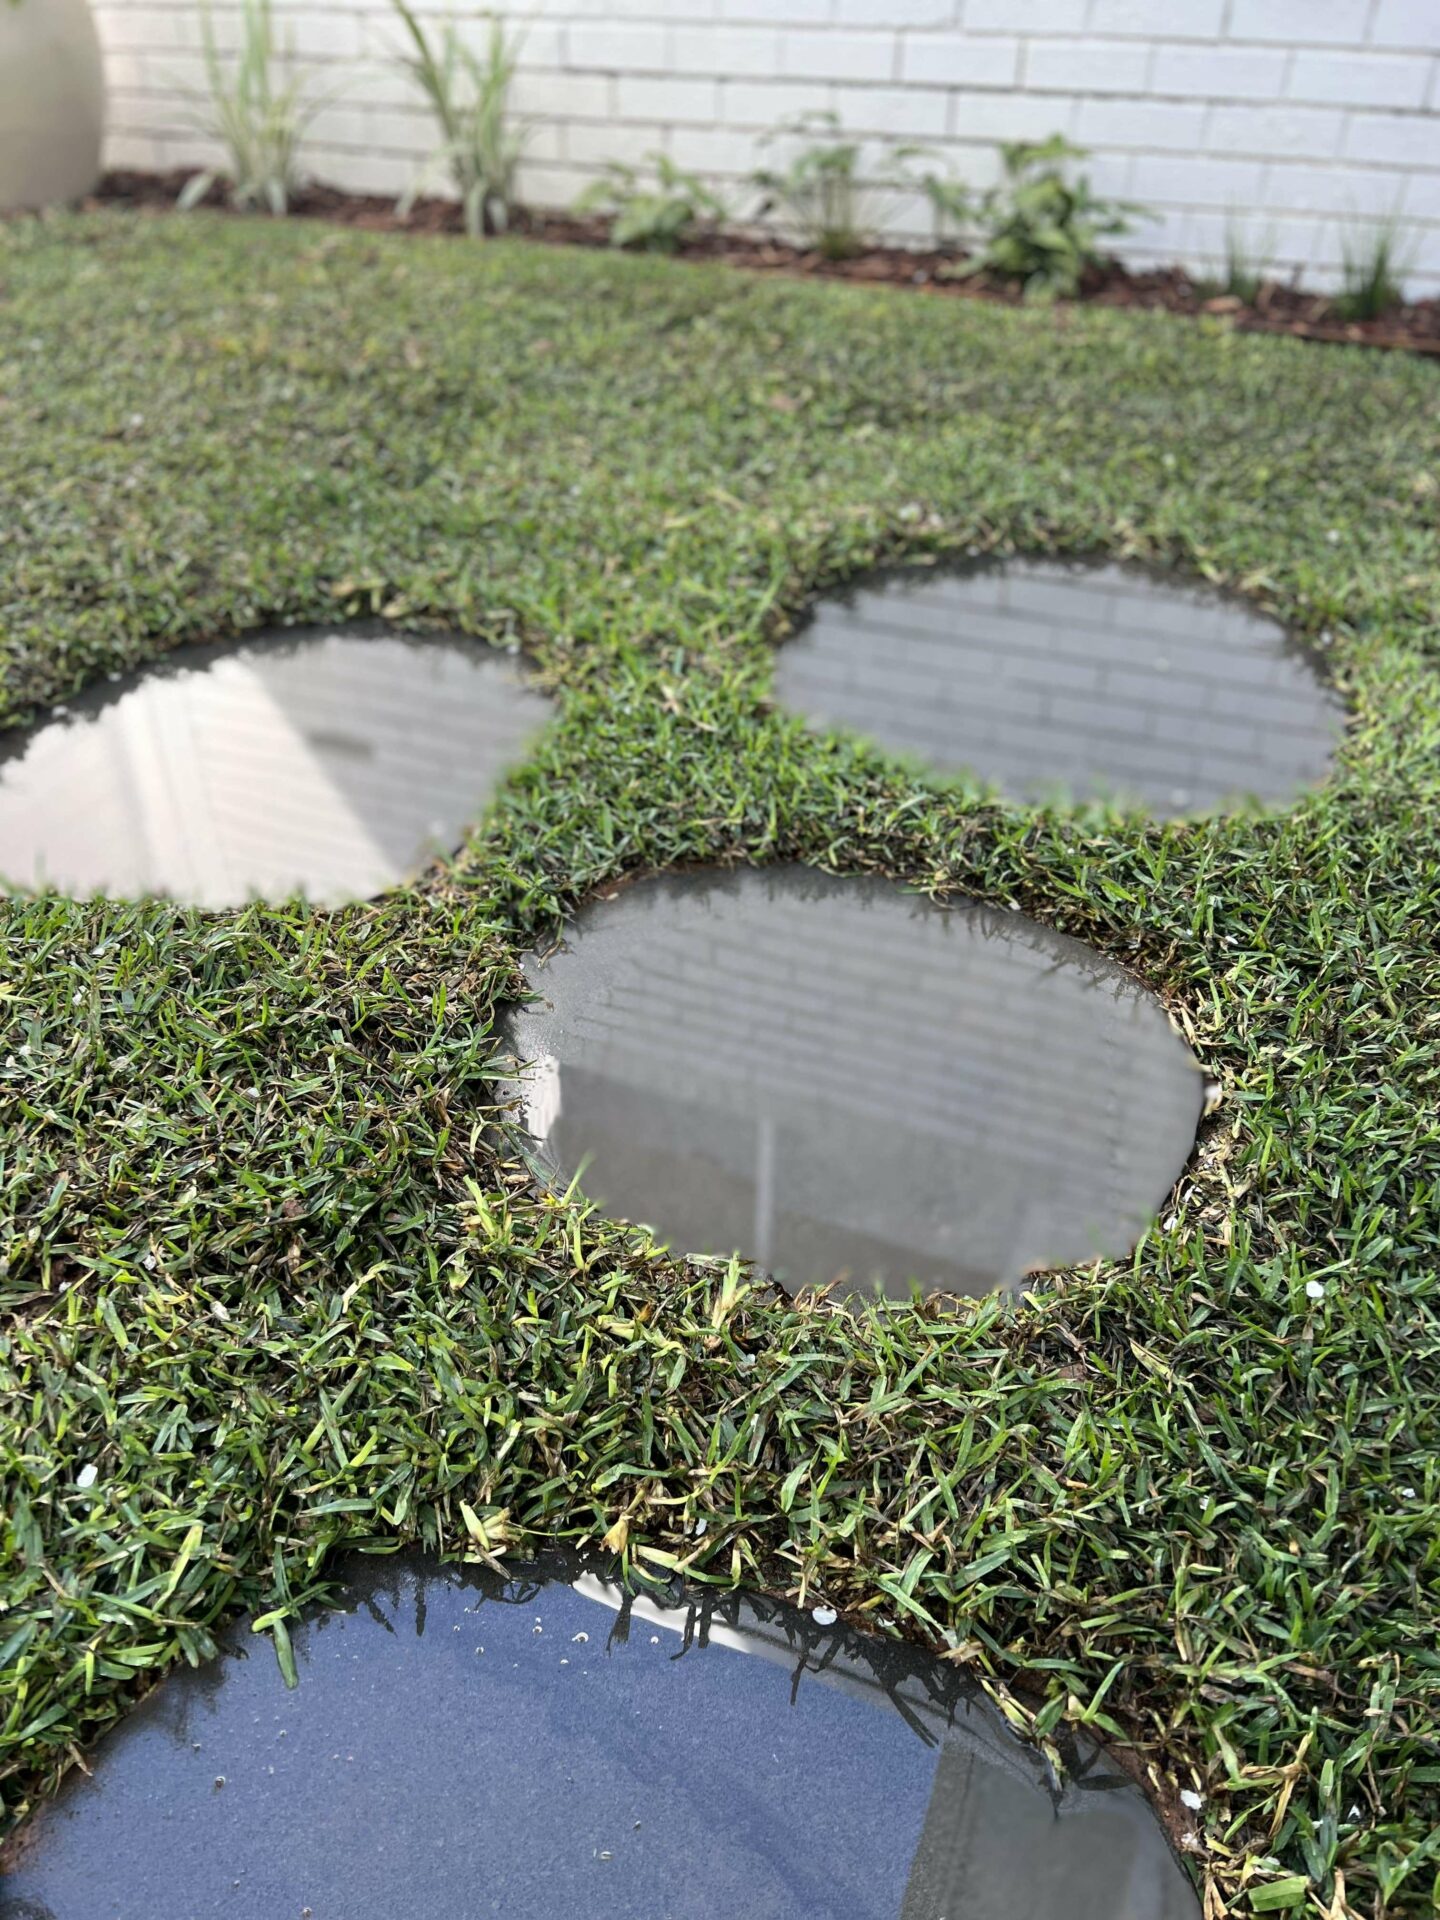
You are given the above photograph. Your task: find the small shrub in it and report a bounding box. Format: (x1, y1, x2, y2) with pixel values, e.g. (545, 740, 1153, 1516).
(753, 112, 923, 262)
(179, 0, 325, 215)
(1335, 212, 1412, 321)
(963, 136, 1143, 298)
(390, 3, 527, 237)
(576, 154, 726, 253)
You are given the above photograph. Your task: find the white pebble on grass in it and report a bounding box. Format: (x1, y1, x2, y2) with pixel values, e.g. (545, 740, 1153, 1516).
(811, 1606, 838, 1627)
(1180, 1789, 1205, 1811)
(1305, 1280, 1326, 1301)
(75, 1463, 98, 1490)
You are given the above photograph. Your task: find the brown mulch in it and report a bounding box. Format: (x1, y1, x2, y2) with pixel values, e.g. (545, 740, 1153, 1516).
(86, 168, 1440, 358)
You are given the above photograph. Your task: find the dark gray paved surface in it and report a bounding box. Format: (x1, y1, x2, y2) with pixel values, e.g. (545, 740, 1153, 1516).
(0, 1556, 1201, 1920)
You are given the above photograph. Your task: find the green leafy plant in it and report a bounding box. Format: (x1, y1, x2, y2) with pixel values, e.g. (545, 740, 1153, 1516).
(962, 136, 1143, 298)
(389, 3, 527, 236)
(178, 0, 325, 215)
(576, 154, 726, 253)
(1335, 211, 1413, 321)
(753, 112, 923, 262)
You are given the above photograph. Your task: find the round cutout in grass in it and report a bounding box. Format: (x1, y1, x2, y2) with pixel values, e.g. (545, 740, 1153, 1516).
(0, 1552, 1200, 1920)
(776, 559, 1342, 816)
(0, 624, 551, 908)
(506, 866, 1205, 1305)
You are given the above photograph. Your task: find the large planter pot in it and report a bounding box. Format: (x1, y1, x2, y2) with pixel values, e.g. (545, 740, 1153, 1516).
(0, 0, 105, 212)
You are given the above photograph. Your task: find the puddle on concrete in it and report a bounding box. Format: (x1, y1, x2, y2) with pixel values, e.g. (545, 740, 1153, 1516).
(505, 866, 1204, 1303)
(0, 1554, 1199, 1920)
(0, 625, 551, 907)
(776, 559, 1342, 815)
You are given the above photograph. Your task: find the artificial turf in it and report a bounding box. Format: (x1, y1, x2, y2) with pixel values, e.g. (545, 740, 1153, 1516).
(1, 210, 1438, 1916)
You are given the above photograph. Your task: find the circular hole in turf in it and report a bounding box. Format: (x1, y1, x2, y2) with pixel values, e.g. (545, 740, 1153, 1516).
(0, 624, 551, 908)
(775, 558, 1342, 817)
(504, 866, 1205, 1305)
(0, 1553, 1199, 1920)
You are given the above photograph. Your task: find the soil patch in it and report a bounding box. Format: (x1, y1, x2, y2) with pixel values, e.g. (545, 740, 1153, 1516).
(89, 167, 1440, 358)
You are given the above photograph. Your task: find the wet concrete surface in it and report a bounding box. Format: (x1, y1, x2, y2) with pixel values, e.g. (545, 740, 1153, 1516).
(0, 625, 551, 907)
(776, 560, 1342, 815)
(0, 1554, 1201, 1920)
(505, 866, 1205, 1302)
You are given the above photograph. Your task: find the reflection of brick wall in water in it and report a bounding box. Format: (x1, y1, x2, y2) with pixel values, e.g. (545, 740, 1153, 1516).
(779, 563, 1341, 812)
(552, 1066, 1004, 1289)
(244, 634, 543, 867)
(519, 875, 1200, 1286)
(0, 630, 544, 905)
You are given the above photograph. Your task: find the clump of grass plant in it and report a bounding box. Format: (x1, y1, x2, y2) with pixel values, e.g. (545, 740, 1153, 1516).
(753, 111, 922, 261)
(390, 3, 526, 236)
(914, 167, 974, 250)
(179, 0, 326, 214)
(961, 136, 1144, 298)
(1218, 214, 1275, 306)
(1335, 212, 1413, 322)
(576, 154, 726, 253)
(0, 212, 1438, 1918)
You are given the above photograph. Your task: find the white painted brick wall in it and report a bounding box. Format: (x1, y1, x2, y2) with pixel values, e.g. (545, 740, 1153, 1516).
(91, 0, 1440, 293)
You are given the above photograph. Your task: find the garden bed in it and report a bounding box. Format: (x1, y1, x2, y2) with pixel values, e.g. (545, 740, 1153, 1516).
(1, 210, 1438, 1917)
(90, 167, 1440, 358)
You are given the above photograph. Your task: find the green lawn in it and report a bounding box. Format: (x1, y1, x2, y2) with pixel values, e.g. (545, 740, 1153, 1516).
(2, 211, 1438, 1916)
